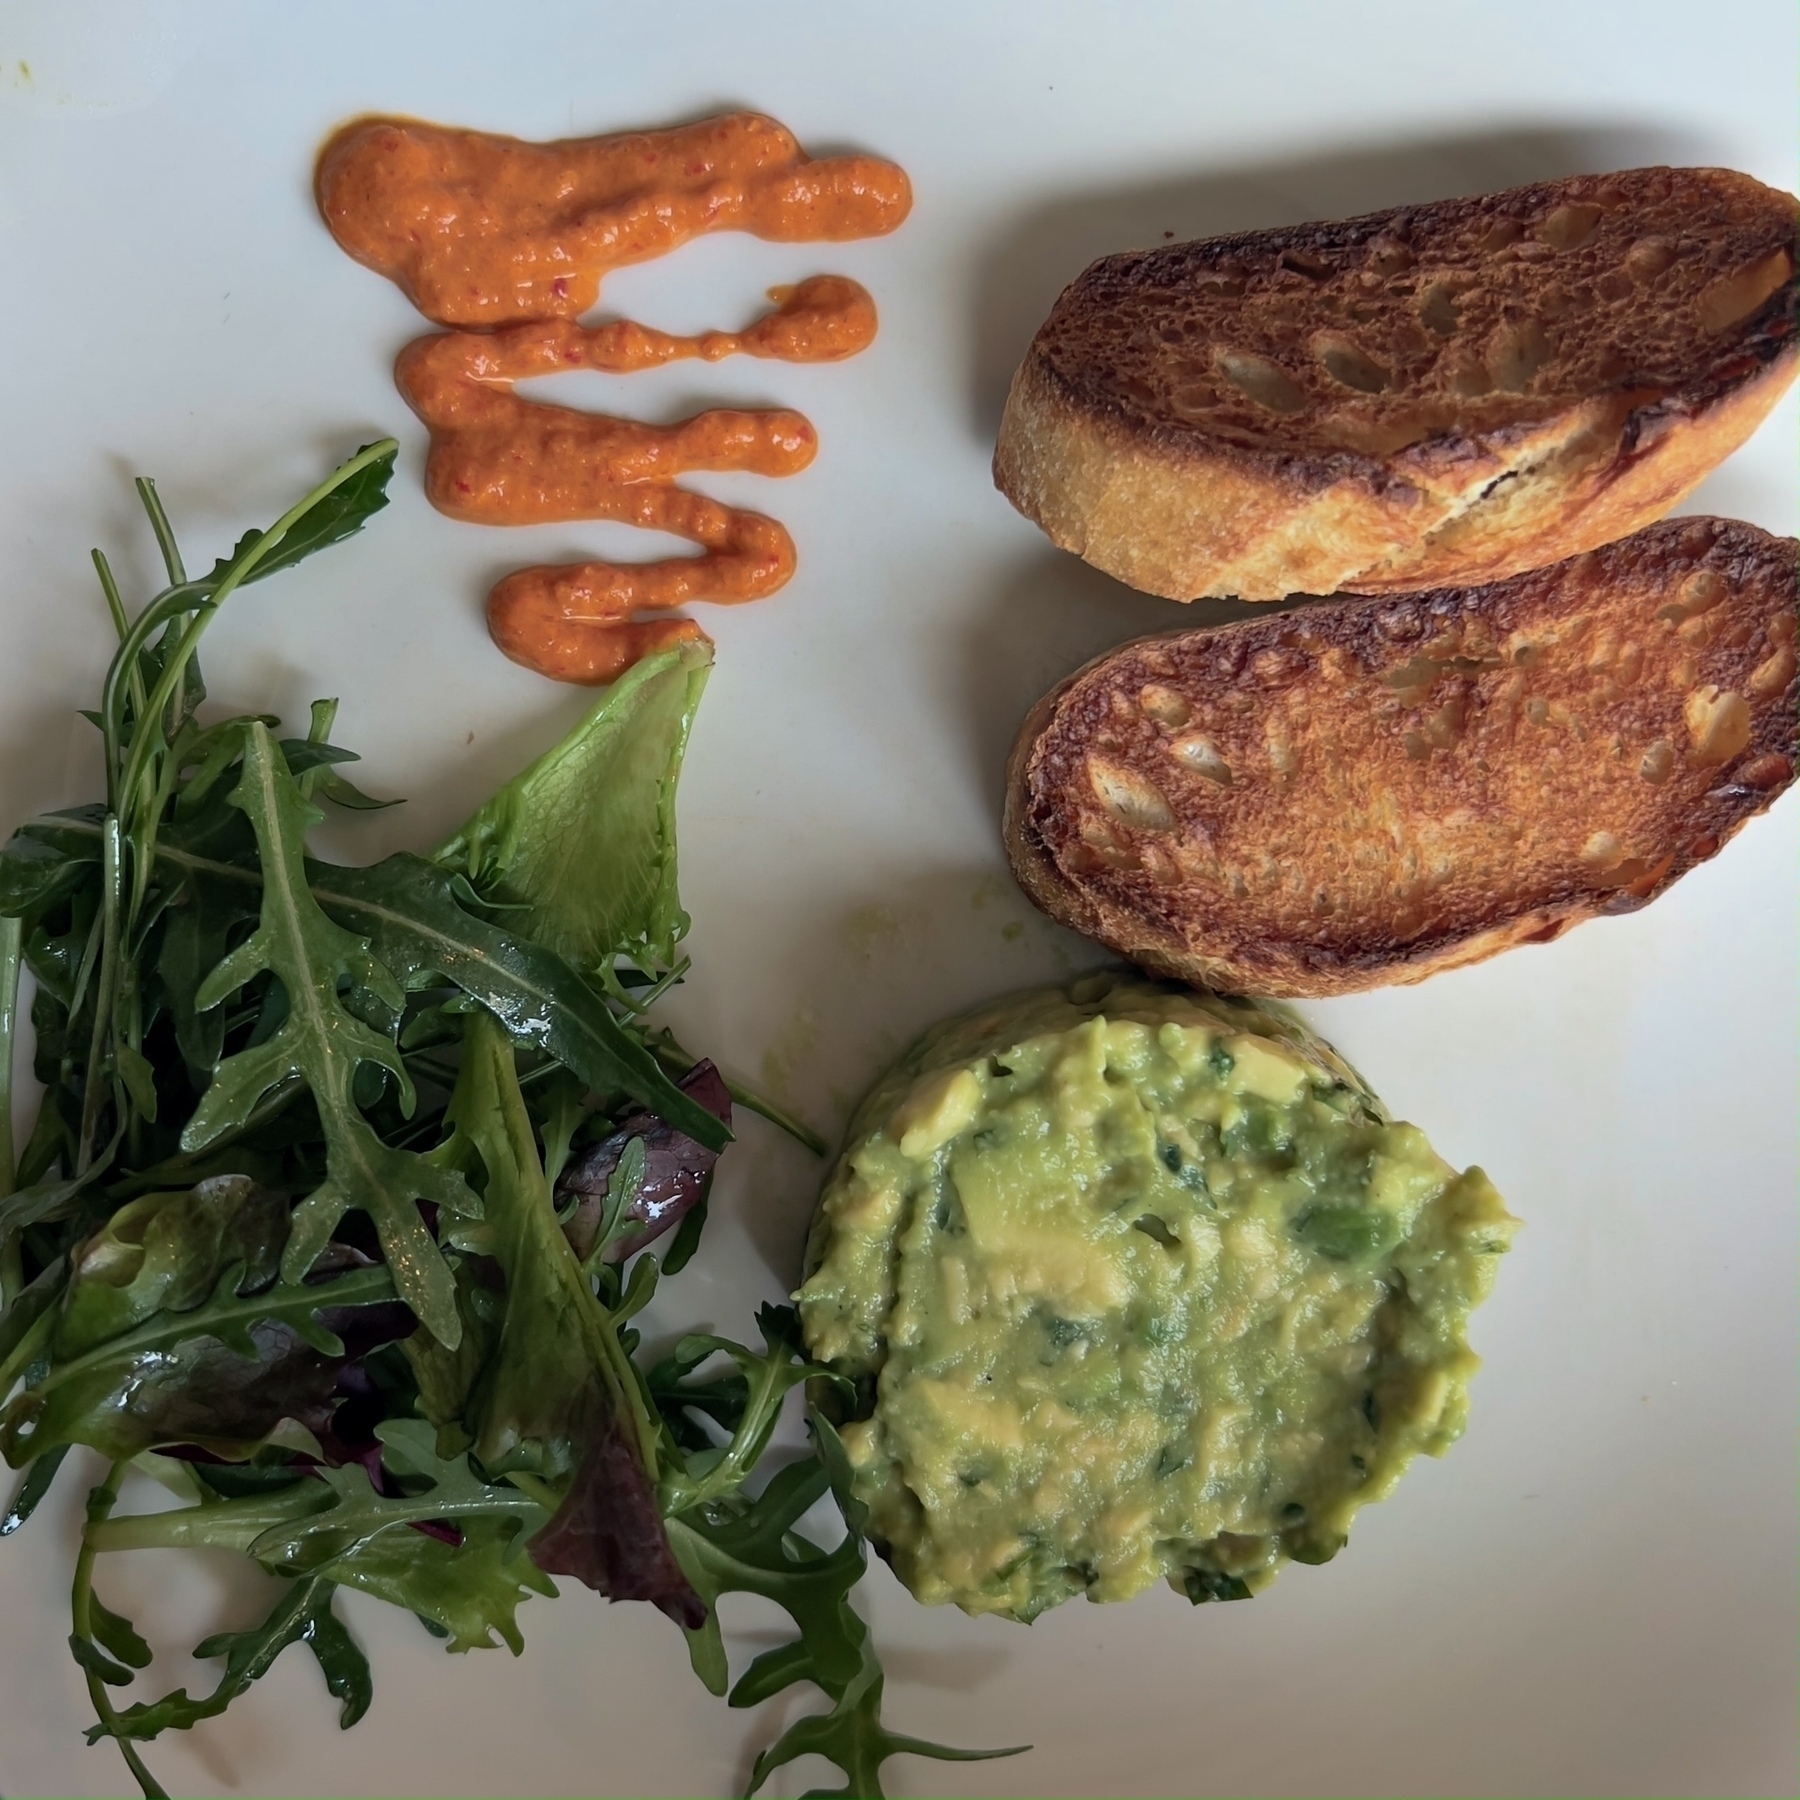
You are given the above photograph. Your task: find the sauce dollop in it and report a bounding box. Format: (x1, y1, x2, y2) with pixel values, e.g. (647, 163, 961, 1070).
(317, 113, 910, 682)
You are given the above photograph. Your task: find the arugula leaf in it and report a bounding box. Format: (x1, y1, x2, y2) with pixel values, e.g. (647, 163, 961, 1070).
(156, 865, 255, 1076)
(97, 1574, 371, 1743)
(666, 1457, 864, 1702)
(0, 1172, 90, 1303)
(743, 1631, 1027, 1800)
(70, 1628, 138, 1686)
(0, 1257, 67, 1398)
(88, 1419, 555, 1653)
(72, 1461, 170, 1799)
(655, 1306, 838, 1516)
(659, 1191, 710, 1276)
(5, 811, 727, 1156)
(205, 444, 395, 589)
(2, 1441, 69, 1534)
(669, 1447, 1027, 1798)
(312, 854, 727, 1152)
(437, 640, 710, 976)
(0, 911, 20, 1191)
(806, 1404, 872, 1540)
(180, 723, 473, 1346)
(102, 441, 398, 882)
(90, 1593, 154, 1671)
(0, 819, 101, 923)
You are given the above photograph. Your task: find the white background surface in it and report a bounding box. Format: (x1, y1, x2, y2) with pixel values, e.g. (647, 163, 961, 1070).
(0, 2, 1794, 1795)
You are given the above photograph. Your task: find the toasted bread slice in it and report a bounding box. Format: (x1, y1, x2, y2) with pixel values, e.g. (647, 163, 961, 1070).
(994, 168, 1797, 601)
(1005, 517, 1797, 997)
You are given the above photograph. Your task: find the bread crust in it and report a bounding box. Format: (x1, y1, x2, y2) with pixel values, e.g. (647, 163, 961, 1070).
(1004, 518, 1799, 997)
(994, 168, 1799, 600)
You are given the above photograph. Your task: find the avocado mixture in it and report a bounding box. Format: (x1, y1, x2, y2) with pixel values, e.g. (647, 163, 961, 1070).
(798, 975, 1516, 1621)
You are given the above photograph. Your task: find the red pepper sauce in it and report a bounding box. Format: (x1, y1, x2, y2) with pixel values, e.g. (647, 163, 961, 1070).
(317, 113, 911, 682)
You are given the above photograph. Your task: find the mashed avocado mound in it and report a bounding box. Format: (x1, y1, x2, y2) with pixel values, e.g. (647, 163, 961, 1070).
(798, 975, 1516, 1621)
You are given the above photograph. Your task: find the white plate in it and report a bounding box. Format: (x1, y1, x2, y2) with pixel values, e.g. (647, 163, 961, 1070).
(1, 2, 1794, 1794)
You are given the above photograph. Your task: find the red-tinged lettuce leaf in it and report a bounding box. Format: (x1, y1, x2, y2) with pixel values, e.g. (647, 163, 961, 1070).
(529, 1410, 706, 1630)
(435, 639, 711, 976)
(1, 1257, 409, 1467)
(448, 1012, 703, 1625)
(557, 1059, 732, 1265)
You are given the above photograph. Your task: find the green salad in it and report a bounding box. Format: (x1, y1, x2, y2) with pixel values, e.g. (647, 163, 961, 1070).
(0, 443, 1016, 1799)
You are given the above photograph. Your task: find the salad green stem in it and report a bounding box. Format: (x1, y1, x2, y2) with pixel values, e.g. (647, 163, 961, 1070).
(503, 1469, 564, 1513)
(92, 549, 131, 642)
(105, 437, 398, 837)
(0, 912, 19, 1301)
(73, 1462, 168, 1800)
(0, 1298, 55, 1398)
(85, 1483, 330, 1559)
(75, 818, 124, 1176)
(134, 478, 187, 585)
(98, 579, 212, 817)
(105, 1080, 304, 1198)
(648, 1030, 828, 1157)
(91, 550, 156, 763)
(0, 912, 20, 1200)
